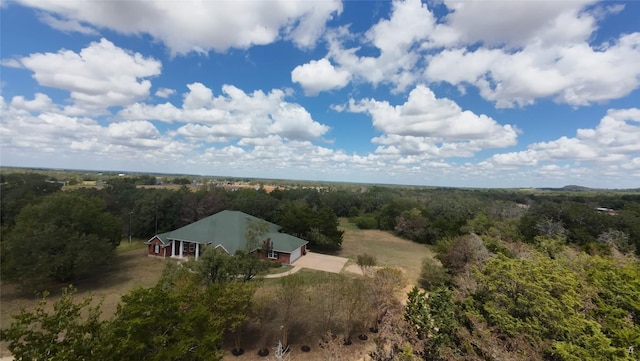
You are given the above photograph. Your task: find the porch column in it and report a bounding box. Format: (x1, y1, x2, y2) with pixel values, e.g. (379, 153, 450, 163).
(179, 240, 184, 258)
(171, 241, 176, 257)
(195, 243, 200, 260)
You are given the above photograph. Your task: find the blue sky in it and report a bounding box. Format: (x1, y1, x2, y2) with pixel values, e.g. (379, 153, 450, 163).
(1, 0, 639, 188)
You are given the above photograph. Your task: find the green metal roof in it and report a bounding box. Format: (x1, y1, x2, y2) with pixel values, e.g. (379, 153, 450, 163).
(153, 232, 172, 246)
(145, 210, 307, 254)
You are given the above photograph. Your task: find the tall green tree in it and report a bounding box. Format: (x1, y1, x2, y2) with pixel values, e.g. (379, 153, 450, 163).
(105, 285, 223, 361)
(2, 192, 121, 288)
(0, 172, 62, 228)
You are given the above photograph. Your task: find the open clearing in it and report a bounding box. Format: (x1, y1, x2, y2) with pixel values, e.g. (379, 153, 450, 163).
(1, 222, 431, 358)
(338, 218, 437, 284)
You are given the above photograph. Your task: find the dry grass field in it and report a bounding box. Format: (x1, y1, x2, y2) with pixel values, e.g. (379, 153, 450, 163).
(337, 218, 436, 284)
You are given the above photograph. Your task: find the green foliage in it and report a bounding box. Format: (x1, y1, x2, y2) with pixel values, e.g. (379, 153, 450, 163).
(405, 286, 437, 340)
(2, 192, 121, 287)
(0, 286, 105, 361)
(436, 234, 489, 274)
(418, 257, 451, 290)
(533, 235, 566, 259)
(378, 198, 421, 231)
(172, 177, 192, 185)
(245, 219, 270, 251)
(481, 235, 515, 257)
(471, 254, 639, 360)
(277, 201, 343, 251)
(427, 287, 459, 349)
(195, 247, 237, 284)
(105, 282, 223, 361)
(320, 189, 362, 217)
(580, 256, 640, 355)
(519, 200, 616, 245)
(230, 188, 280, 220)
(404, 286, 459, 360)
(395, 208, 430, 244)
(313, 206, 344, 250)
(233, 249, 270, 281)
(195, 246, 269, 284)
(206, 281, 257, 350)
(353, 213, 378, 229)
(0, 172, 62, 228)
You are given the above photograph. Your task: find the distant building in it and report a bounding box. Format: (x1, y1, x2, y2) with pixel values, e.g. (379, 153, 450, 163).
(596, 207, 617, 216)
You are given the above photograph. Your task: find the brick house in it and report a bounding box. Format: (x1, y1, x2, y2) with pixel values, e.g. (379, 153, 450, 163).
(145, 210, 308, 265)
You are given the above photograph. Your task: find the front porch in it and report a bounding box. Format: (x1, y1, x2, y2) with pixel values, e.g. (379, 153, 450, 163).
(170, 240, 204, 260)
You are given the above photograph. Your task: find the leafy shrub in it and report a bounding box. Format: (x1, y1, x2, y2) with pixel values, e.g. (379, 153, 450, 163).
(418, 257, 451, 290)
(353, 214, 377, 229)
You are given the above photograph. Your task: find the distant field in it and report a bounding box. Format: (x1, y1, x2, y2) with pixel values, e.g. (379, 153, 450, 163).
(337, 218, 436, 284)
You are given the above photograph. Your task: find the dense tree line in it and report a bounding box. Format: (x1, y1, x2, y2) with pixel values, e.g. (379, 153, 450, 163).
(0, 173, 346, 288)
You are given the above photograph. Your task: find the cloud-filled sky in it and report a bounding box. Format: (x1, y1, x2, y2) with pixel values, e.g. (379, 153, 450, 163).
(1, 0, 639, 188)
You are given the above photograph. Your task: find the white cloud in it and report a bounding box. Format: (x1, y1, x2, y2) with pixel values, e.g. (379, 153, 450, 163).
(325, 0, 434, 91)
(37, 12, 98, 35)
(155, 87, 175, 98)
(430, 0, 596, 48)
(0, 96, 193, 164)
(17, 38, 161, 113)
(0, 58, 22, 68)
(304, 0, 640, 108)
(486, 108, 640, 168)
(425, 33, 640, 108)
(121, 82, 329, 141)
(107, 120, 159, 140)
(17, 0, 342, 54)
(344, 85, 517, 157)
(291, 58, 351, 95)
(183, 82, 214, 109)
(421, 1, 640, 108)
(10, 93, 56, 113)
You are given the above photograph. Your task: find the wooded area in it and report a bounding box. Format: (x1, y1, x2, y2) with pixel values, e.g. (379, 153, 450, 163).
(1, 170, 639, 360)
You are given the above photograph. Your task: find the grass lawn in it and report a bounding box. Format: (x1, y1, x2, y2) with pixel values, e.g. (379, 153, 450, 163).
(116, 238, 148, 253)
(338, 218, 437, 284)
(260, 268, 344, 287)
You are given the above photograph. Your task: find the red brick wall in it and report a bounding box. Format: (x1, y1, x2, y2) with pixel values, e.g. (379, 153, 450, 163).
(147, 237, 169, 258)
(279, 252, 292, 264)
(258, 251, 292, 265)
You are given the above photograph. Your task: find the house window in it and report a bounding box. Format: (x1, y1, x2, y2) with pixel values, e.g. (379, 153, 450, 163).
(189, 243, 195, 252)
(268, 250, 279, 259)
(154, 244, 160, 254)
